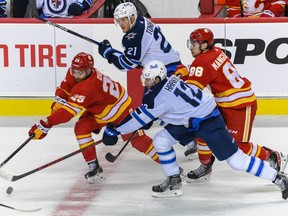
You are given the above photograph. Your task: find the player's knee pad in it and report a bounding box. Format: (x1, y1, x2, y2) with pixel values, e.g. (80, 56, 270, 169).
(226, 149, 249, 171)
(153, 129, 177, 151)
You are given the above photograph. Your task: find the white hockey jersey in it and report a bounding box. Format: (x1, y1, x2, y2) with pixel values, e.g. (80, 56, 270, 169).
(110, 16, 181, 74)
(116, 75, 216, 135)
(36, 0, 89, 18)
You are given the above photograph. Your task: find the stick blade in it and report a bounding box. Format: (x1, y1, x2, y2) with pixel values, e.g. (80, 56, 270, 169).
(15, 207, 42, 212)
(0, 203, 41, 212)
(105, 153, 116, 163)
(0, 168, 13, 181)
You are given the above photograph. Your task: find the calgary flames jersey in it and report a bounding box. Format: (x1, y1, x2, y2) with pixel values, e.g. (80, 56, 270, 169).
(186, 47, 256, 109)
(47, 68, 131, 126)
(226, 0, 285, 17)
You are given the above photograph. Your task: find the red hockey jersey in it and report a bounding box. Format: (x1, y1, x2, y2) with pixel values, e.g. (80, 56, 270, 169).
(186, 47, 256, 109)
(226, 0, 285, 17)
(47, 68, 131, 126)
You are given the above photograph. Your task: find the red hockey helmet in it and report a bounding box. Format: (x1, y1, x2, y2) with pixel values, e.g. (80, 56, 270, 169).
(71, 52, 94, 70)
(189, 28, 214, 47)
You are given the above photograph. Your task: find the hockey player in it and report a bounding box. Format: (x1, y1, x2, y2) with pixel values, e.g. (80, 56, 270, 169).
(28, 52, 159, 184)
(226, 0, 285, 18)
(101, 60, 288, 199)
(97, 1, 197, 159)
(36, 0, 92, 18)
(185, 28, 288, 182)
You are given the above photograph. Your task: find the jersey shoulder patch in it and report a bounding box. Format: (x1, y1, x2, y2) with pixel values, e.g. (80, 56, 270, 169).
(122, 16, 145, 48)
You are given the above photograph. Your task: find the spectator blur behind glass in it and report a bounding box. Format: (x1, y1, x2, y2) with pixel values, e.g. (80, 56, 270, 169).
(226, 0, 285, 18)
(0, 0, 7, 18)
(285, 0, 288, 16)
(12, 0, 29, 17)
(36, 0, 92, 18)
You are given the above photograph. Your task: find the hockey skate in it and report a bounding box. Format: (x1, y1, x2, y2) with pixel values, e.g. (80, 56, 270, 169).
(273, 172, 288, 200)
(152, 174, 182, 198)
(85, 160, 105, 184)
(184, 139, 198, 160)
(264, 147, 288, 173)
(186, 155, 215, 183)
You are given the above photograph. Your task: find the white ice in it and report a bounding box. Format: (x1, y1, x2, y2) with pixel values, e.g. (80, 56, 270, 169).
(0, 116, 288, 216)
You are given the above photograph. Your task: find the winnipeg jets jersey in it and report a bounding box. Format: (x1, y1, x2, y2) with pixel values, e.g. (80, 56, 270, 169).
(110, 16, 181, 73)
(117, 76, 216, 135)
(36, 0, 91, 18)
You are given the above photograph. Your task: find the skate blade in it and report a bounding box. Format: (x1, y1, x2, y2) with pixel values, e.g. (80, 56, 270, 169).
(87, 173, 106, 184)
(187, 153, 199, 161)
(186, 174, 211, 183)
(152, 189, 182, 198)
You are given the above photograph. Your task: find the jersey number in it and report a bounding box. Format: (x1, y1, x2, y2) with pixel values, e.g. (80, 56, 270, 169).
(154, 28, 171, 53)
(103, 76, 120, 98)
(223, 62, 245, 88)
(174, 82, 202, 107)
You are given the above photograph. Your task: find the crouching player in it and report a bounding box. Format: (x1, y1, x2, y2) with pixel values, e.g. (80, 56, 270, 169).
(101, 60, 288, 199)
(28, 52, 159, 183)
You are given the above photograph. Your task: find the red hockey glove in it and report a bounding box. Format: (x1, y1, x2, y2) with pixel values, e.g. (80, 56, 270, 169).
(29, 120, 52, 140)
(174, 65, 189, 81)
(51, 96, 67, 113)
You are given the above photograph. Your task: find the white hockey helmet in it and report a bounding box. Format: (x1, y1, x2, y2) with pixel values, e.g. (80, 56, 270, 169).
(142, 60, 167, 85)
(114, 2, 137, 26)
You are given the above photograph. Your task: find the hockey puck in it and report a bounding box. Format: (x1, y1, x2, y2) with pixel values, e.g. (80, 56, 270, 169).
(6, 186, 13, 194)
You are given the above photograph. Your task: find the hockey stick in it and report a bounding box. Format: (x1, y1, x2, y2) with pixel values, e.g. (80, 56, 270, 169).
(0, 203, 41, 212)
(105, 131, 137, 163)
(0, 135, 34, 168)
(0, 139, 102, 182)
(36, 16, 101, 45)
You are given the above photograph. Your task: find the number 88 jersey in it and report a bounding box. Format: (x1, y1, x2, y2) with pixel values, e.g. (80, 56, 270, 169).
(186, 46, 256, 109)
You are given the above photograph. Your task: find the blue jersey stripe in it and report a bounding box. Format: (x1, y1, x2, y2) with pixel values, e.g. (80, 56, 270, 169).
(160, 157, 176, 164)
(131, 111, 146, 126)
(139, 105, 155, 120)
(255, 160, 264, 177)
(247, 157, 255, 172)
(158, 148, 174, 155)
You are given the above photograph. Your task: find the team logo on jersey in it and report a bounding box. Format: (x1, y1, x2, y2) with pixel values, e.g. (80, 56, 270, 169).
(47, 0, 67, 14)
(125, 32, 137, 40)
(52, 0, 62, 8)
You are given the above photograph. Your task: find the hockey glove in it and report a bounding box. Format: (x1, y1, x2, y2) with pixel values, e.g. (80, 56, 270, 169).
(98, 40, 115, 60)
(102, 123, 120, 146)
(29, 120, 52, 140)
(68, 2, 85, 16)
(174, 64, 189, 81)
(51, 96, 67, 113)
